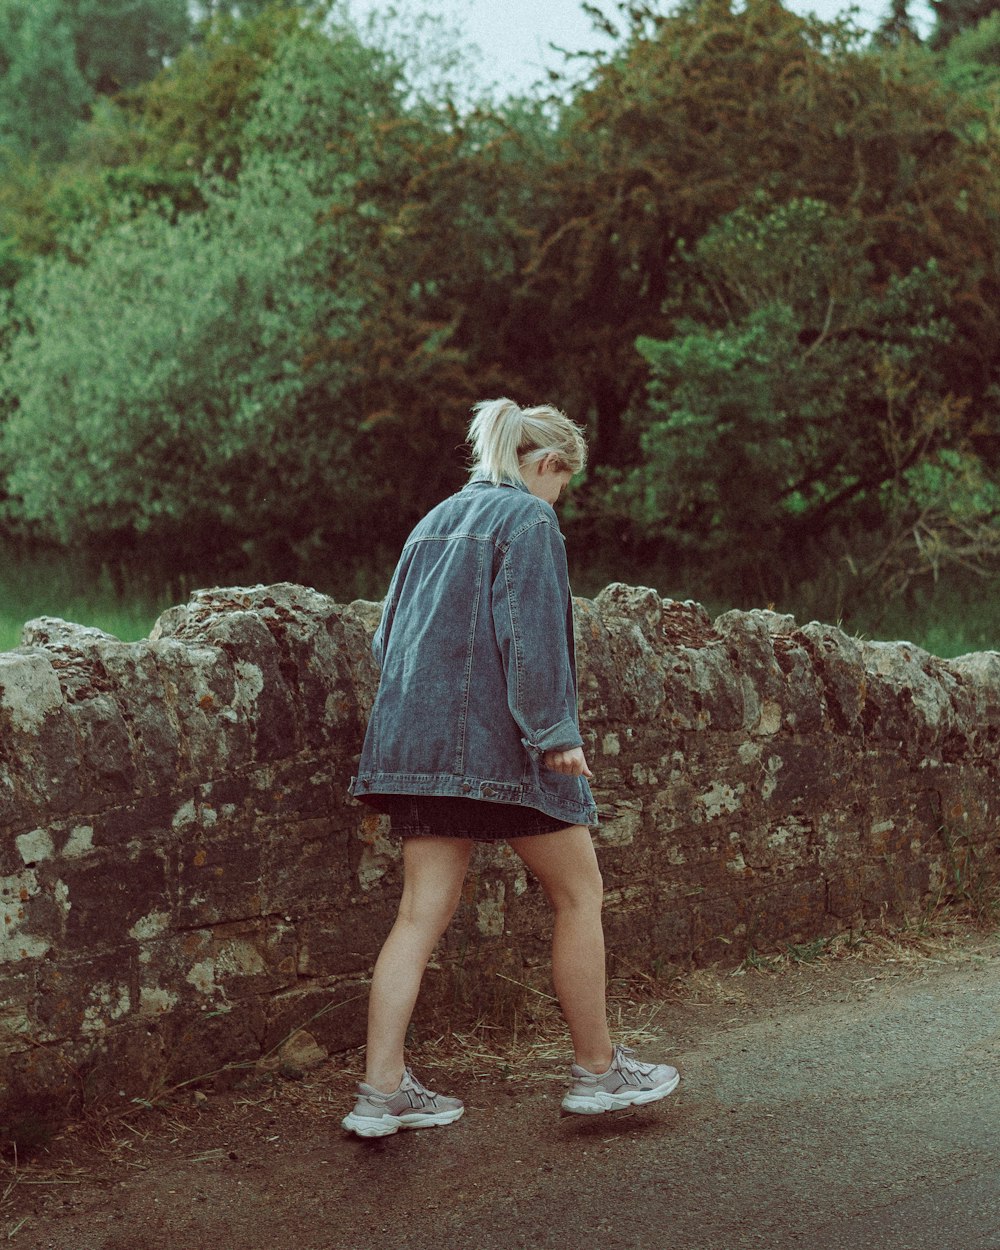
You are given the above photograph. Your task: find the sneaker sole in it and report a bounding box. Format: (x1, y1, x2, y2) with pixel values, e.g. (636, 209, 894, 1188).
(342, 1107, 465, 1137)
(561, 1072, 680, 1115)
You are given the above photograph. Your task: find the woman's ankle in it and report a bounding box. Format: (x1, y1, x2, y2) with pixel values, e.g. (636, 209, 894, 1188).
(574, 1048, 614, 1074)
(364, 1066, 405, 1093)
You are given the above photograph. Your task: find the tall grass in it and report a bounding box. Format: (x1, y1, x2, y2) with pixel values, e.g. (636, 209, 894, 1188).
(0, 548, 177, 652)
(3, 545, 998, 659)
(570, 556, 1000, 659)
(0, 544, 396, 653)
(844, 586, 1000, 659)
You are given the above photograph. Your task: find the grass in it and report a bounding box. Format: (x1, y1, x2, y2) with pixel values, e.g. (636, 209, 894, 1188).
(736, 877, 1000, 977)
(380, 994, 673, 1088)
(927, 826, 1000, 928)
(3, 542, 999, 659)
(844, 584, 1000, 659)
(0, 543, 398, 653)
(0, 548, 177, 652)
(572, 557, 1000, 658)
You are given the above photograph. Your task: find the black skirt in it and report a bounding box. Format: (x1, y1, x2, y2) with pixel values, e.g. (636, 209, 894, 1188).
(363, 794, 573, 842)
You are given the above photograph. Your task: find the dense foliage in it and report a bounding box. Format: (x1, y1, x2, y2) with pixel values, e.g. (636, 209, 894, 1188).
(1, 0, 999, 616)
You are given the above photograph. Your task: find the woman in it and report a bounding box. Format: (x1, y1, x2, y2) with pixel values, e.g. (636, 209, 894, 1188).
(343, 398, 678, 1138)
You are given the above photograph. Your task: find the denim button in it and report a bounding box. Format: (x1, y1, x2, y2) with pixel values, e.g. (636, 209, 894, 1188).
(481, 784, 497, 798)
(461, 782, 472, 794)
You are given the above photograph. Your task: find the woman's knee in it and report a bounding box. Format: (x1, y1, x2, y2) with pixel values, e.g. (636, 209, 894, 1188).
(396, 882, 462, 939)
(396, 836, 471, 931)
(511, 824, 604, 912)
(550, 864, 604, 914)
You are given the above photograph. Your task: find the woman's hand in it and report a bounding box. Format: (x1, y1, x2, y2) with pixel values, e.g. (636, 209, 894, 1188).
(542, 746, 594, 778)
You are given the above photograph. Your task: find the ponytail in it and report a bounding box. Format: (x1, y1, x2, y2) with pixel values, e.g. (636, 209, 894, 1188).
(468, 397, 587, 486)
(468, 398, 525, 485)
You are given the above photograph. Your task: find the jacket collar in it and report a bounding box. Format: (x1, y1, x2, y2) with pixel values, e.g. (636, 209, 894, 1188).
(467, 470, 530, 494)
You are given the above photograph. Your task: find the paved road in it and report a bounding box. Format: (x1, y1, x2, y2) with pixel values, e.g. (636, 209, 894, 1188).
(385, 945, 1000, 1250)
(12, 935, 1000, 1250)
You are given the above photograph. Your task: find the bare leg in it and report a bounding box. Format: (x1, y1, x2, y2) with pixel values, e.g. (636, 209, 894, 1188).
(364, 836, 473, 1092)
(508, 824, 613, 1073)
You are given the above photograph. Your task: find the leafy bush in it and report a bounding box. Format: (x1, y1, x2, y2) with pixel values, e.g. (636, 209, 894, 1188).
(0, 0, 91, 163)
(599, 197, 987, 607)
(0, 16, 413, 575)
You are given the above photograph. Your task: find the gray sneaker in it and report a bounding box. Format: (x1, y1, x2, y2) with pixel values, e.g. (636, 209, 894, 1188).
(342, 1068, 464, 1138)
(562, 1044, 680, 1115)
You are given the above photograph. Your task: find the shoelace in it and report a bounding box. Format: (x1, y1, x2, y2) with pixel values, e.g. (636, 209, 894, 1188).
(613, 1046, 656, 1078)
(401, 1069, 439, 1107)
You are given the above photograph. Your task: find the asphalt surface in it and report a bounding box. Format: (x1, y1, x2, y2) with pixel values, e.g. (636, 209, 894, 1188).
(10, 932, 1000, 1250)
(393, 943, 1000, 1250)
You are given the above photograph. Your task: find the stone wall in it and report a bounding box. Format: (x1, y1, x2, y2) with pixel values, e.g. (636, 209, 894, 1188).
(2, 582, 998, 1135)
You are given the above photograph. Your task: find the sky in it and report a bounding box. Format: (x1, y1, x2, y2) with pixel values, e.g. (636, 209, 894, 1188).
(345, 0, 936, 99)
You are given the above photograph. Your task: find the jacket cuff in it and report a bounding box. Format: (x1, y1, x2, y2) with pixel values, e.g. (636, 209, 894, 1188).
(521, 718, 584, 755)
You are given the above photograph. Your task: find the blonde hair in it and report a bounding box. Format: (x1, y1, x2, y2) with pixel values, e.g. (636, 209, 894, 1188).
(468, 398, 587, 486)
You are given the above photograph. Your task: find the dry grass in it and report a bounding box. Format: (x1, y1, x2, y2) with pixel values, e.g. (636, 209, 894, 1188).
(387, 996, 672, 1087)
(0, 1142, 90, 1242)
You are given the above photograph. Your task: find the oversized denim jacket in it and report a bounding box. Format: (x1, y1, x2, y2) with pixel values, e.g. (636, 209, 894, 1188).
(349, 474, 598, 827)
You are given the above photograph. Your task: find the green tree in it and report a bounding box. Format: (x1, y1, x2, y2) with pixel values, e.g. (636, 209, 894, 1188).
(0, 0, 91, 162)
(0, 1, 308, 282)
(0, 0, 192, 165)
(3, 0, 1000, 603)
(102, 2, 312, 185)
(930, 0, 1000, 47)
(0, 164, 344, 570)
(65, 0, 191, 96)
(0, 14, 418, 576)
(514, 0, 1000, 473)
(310, 96, 568, 529)
(191, 0, 299, 19)
(938, 9, 1000, 92)
(607, 198, 986, 606)
(875, 0, 922, 46)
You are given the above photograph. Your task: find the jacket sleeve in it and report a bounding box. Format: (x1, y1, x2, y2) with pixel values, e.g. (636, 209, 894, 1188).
(491, 516, 584, 755)
(371, 554, 406, 669)
(371, 603, 390, 671)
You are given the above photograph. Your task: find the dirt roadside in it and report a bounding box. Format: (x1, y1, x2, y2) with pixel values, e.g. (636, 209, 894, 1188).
(5, 924, 1000, 1250)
